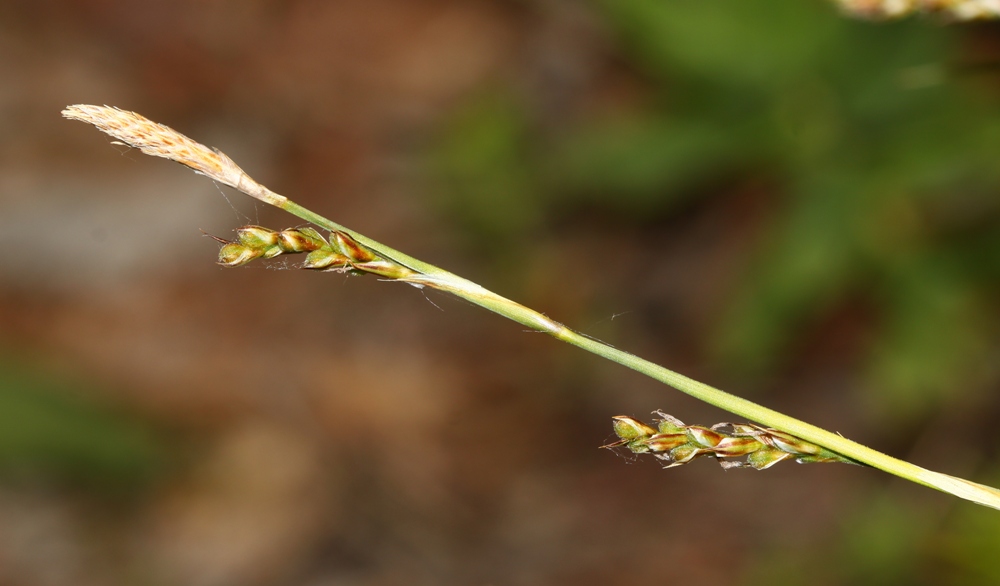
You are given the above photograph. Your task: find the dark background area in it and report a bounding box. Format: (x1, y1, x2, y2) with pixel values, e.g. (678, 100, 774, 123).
(3, 1, 1000, 584)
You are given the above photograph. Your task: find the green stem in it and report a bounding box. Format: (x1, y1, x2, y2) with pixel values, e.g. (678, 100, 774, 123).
(279, 200, 1000, 510)
(61, 99, 1000, 510)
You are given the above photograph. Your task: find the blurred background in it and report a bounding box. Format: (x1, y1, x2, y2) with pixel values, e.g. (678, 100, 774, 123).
(2, 0, 1000, 584)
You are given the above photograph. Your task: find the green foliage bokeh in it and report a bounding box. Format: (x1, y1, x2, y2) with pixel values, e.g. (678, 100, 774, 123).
(434, 0, 1000, 421)
(431, 0, 1000, 581)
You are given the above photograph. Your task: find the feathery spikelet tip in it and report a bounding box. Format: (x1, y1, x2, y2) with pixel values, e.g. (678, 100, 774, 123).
(62, 104, 286, 206)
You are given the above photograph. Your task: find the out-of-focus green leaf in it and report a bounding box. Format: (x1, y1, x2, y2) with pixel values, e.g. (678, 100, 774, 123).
(432, 0, 1000, 425)
(545, 115, 755, 213)
(0, 360, 161, 491)
(430, 93, 541, 247)
(866, 260, 990, 420)
(714, 174, 862, 373)
(939, 471, 1000, 584)
(839, 496, 934, 584)
(743, 494, 936, 585)
(599, 0, 840, 90)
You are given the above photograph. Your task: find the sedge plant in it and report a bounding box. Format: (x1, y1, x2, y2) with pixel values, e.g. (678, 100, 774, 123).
(62, 104, 1000, 511)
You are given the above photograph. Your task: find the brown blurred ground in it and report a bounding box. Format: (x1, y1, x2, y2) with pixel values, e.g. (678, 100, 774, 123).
(0, 1, 992, 585)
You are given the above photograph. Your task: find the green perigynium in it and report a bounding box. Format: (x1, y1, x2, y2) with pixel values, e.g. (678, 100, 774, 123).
(608, 413, 855, 470)
(211, 225, 416, 280)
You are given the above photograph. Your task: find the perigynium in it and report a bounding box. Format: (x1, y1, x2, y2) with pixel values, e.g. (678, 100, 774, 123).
(607, 412, 856, 470)
(63, 104, 1000, 511)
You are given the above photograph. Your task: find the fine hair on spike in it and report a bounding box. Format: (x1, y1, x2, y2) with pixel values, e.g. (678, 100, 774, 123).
(62, 105, 286, 206)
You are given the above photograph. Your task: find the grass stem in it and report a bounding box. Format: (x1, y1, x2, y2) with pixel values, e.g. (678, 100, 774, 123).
(63, 104, 1000, 511)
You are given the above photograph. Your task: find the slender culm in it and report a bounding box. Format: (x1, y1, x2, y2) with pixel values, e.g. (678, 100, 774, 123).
(63, 104, 1000, 511)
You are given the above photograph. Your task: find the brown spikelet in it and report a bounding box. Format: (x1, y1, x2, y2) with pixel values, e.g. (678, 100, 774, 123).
(605, 412, 859, 470)
(62, 104, 286, 206)
(209, 224, 417, 277)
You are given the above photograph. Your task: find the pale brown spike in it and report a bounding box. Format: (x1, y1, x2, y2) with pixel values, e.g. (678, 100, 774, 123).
(834, 0, 1000, 19)
(62, 104, 286, 206)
